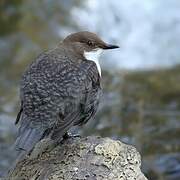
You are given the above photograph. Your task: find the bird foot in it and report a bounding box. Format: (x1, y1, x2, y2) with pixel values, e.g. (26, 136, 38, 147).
(63, 132, 81, 140)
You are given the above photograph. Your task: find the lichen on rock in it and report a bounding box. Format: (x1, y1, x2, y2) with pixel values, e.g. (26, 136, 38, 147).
(8, 136, 148, 180)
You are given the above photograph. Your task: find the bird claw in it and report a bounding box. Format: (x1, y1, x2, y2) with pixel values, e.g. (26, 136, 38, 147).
(63, 132, 81, 140)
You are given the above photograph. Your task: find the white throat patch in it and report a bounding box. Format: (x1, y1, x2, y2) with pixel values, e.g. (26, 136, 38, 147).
(84, 49, 102, 76)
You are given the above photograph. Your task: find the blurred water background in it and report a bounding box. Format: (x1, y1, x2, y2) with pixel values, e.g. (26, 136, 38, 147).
(0, 0, 180, 179)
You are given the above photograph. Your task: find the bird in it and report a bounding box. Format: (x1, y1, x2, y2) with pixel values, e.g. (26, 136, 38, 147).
(14, 31, 119, 163)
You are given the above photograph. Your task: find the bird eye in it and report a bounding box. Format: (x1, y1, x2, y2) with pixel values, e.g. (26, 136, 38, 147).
(87, 40, 94, 46)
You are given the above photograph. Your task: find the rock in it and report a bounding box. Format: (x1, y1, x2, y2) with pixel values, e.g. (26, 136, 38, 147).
(7, 136, 148, 180)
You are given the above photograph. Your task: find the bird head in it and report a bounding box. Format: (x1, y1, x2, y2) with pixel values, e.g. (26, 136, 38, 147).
(63, 31, 119, 60)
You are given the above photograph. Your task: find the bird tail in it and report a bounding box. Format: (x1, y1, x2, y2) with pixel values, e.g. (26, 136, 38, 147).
(6, 124, 44, 177)
(14, 126, 44, 160)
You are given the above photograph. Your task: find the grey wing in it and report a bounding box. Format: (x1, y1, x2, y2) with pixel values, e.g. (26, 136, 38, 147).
(51, 61, 102, 139)
(79, 86, 101, 125)
(50, 78, 85, 140)
(14, 51, 70, 154)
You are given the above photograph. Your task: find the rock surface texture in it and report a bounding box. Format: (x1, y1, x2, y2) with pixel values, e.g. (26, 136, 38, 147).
(8, 136, 148, 180)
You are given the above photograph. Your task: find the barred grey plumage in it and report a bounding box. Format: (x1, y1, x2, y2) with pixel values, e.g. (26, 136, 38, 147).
(13, 31, 119, 164)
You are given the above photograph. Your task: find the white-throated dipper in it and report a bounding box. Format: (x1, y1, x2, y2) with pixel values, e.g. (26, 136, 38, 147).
(14, 31, 119, 162)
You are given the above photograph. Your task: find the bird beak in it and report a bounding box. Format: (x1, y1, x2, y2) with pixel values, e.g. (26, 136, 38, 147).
(103, 44, 119, 49)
